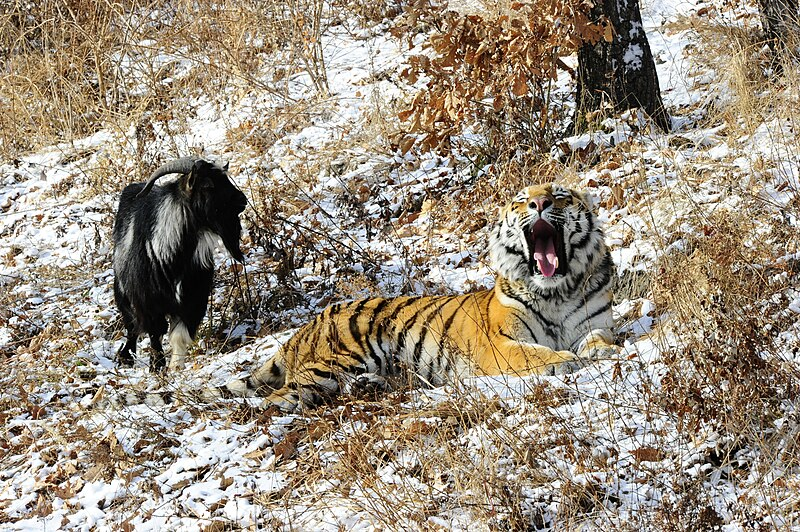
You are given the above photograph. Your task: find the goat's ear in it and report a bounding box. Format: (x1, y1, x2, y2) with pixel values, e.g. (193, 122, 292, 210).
(222, 162, 229, 172)
(180, 162, 212, 197)
(180, 167, 196, 197)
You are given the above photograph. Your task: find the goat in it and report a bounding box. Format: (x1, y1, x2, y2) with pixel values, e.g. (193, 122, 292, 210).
(112, 157, 247, 372)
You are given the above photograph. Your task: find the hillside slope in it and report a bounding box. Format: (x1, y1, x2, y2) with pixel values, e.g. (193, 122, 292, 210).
(2, 0, 799, 530)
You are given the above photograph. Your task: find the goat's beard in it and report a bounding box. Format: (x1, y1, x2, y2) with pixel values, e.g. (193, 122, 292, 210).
(218, 216, 244, 262)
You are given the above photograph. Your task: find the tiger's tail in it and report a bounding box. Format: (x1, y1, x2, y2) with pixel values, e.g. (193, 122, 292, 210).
(215, 353, 287, 399)
(109, 353, 288, 408)
(186, 352, 286, 403)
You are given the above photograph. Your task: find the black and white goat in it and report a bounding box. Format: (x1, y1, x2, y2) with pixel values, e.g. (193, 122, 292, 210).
(112, 157, 247, 372)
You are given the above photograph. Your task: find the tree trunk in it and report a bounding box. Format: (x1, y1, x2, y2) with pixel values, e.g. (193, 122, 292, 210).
(576, 0, 670, 133)
(757, 0, 798, 58)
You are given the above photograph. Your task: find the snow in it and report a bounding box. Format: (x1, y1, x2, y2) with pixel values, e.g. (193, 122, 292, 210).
(624, 44, 644, 70)
(2, 0, 800, 530)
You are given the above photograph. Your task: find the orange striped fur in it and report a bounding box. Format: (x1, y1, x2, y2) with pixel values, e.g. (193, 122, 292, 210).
(198, 183, 617, 412)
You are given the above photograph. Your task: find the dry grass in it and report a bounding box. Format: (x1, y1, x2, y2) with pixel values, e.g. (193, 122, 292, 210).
(641, 10, 800, 440)
(0, 0, 334, 162)
(241, 385, 615, 529)
(652, 204, 796, 428)
(582, 12, 800, 526)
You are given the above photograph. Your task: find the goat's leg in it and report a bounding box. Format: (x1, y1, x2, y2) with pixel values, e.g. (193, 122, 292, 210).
(169, 268, 213, 371)
(146, 316, 169, 373)
(149, 334, 166, 373)
(117, 334, 137, 367)
(167, 319, 194, 371)
(114, 280, 138, 367)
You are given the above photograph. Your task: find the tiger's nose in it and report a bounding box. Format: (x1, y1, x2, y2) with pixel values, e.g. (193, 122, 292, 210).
(530, 197, 552, 213)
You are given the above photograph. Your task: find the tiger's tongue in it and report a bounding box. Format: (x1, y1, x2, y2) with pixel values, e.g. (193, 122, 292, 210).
(534, 236, 558, 277)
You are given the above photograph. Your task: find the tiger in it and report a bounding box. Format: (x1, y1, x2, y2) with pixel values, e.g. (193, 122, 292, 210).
(201, 182, 617, 412)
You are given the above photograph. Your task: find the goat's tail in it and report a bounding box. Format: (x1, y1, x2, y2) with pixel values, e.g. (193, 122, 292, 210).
(108, 352, 288, 409)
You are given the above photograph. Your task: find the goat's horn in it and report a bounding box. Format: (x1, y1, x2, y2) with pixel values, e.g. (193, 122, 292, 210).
(137, 157, 198, 197)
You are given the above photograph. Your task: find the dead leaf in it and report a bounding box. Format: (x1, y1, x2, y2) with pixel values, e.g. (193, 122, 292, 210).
(54, 480, 80, 499)
(512, 73, 528, 96)
(598, 160, 621, 171)
(603, 23, 614, 43)
(28, 404, 45, 420)
(171, 478, 192, 492)
(631, 446, 664, 463)
(84, 464, 107, 482)
(89, 385, 105, 406)
(219, 475, 234, 490)
(399, 136, 415, 155)
(34, 493, 52, 517)
(397, 109, 414, 122)
(243, 448, 268, 461)
(274, 430, 302, 461)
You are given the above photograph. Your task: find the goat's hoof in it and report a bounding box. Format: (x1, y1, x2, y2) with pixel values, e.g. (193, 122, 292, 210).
(167, 356, 186, 372)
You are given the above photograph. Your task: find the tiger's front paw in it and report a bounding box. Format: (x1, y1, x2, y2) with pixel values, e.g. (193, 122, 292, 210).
(550, 356, 589, 375)
(260, 391, 301, 413)
(541, 350, 585, 376)
(347, 373, 389, 398)
(580, 343, 620, 362)
(575, 330, 619, 362)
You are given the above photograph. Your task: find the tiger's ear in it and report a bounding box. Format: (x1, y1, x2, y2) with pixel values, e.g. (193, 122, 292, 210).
(577, 190, 597, 212)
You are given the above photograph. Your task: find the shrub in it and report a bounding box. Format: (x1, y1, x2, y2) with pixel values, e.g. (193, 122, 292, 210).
(653, 210, 799, 435)
(0, 0, 289, 158)
(398, 0, 609, 157)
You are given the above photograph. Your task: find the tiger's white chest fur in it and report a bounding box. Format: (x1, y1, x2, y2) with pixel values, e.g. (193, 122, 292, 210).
(496, 276, 613, 353)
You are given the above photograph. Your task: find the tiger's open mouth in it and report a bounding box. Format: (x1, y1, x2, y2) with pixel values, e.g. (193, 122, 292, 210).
(525, 219, 566, 277)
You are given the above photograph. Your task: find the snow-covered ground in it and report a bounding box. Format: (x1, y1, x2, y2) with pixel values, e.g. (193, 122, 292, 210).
(2, 0, 800, 530)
